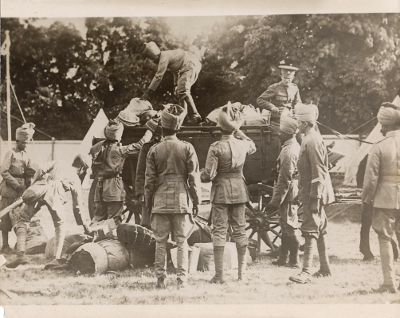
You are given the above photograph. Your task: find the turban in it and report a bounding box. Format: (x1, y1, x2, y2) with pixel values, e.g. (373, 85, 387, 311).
(161, 104, 186, 131)
(218, 102, 243, 133)
(16, 123, 35, 141)
(280, 112, 298, 134)
(104, 119, 124, 141)
(140, 42, 161, 59)
(377, 103, 400, 126)
(73, 154, 90, 170)
(117, 109, 140, 127)
(294, 103, 319, 122)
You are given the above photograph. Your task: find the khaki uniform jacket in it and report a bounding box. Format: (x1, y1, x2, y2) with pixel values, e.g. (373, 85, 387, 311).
(298, 130, 333, 205)
(149, 49, 202, 91)
(0, 147, 33, 199)
(39, 160, 82, 211)
(135, 139, 158, 197)
(269, 138, 300, 207)
(90, 130, 152, 202)
(144, 135, 200, 214)
(362, 130, 400, 209)
(257, 81, 301, 112)
(201, 134, 256, 204)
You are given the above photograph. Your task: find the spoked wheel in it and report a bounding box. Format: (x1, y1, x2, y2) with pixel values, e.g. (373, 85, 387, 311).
(245, 202, 282, 254)
(88, 177, 140, 224)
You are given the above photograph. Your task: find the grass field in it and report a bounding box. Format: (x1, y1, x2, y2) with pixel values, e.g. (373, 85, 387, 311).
(1, 187, 399, 318)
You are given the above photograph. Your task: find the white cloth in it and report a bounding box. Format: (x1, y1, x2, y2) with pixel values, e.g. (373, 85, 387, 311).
(294, 103, 319, 122)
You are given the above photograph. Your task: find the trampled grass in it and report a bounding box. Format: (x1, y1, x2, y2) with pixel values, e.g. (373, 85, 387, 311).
(1, 217, 399, 306)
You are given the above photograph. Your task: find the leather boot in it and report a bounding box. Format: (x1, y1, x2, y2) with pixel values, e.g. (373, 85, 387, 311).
(273, 236, 289, 266)
(237, 244, 247, 281)
(314, 234, 331, 277)
(15, 226, 27, 254)
(391, 238, 398, 261)
(156, 276, 166, 289)
(54, 224, 66, 259)
(1, 230, 13, 255)
(378, 236, 396, 290)
(1, 230, 9, 249)
(6, 252, 29, 268)
(210, 246, 225, 284)
(286, 236, 300, 268)
(289, 236, 316, 284)
(360, 203, 374, 260)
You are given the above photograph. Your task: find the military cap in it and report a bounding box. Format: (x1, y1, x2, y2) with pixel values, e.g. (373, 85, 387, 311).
(278, 65, 299, 71)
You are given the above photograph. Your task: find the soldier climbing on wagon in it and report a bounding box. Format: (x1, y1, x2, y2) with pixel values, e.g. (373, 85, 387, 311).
(140, 41, 203, 124)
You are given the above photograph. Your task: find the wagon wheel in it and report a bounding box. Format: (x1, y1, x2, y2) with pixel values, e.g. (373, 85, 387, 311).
(245, 183, 303, 257)
(88, 177, 138, 223)
(245, 202, 282, 254)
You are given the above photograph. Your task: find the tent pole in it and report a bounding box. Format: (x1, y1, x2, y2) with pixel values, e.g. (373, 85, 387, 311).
(6, 31, 12, 149)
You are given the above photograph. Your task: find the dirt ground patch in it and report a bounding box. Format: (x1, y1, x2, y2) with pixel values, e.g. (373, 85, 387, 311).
(1, 185, 399, 318)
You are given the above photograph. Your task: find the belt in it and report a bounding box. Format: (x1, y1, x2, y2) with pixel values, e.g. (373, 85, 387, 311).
(157, 175, 187, 182)
(11, 174, 25, 178)
(380, 175, 400, 183)
(99, 173, 122, 180)
(214, 172, 244, 180)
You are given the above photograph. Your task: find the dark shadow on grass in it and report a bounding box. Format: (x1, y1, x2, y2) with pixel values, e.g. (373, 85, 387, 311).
(328, 255, 377, 265)
(346, 289, 371, 296)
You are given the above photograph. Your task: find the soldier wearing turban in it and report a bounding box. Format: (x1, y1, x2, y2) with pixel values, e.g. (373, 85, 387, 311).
(361, 102, 400, 293)
(289, 104, 334, 284)
(200, 103, 256, 283)
(135, 118, 163, 228)
(265, 112, 301, 268)
(145, 104, 200, 289)
(90, 119, 153, 225)
(140, 41, 203, 124)
(6, 155, 91, 269)
(0, 123, 36, 254)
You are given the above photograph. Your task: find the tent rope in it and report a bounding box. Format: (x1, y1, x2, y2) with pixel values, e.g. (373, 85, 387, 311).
(10, 79, 26, 123)
(347, 116, 377, 135)
(317, 121, 373, 145)
(1, 109, 55, 140)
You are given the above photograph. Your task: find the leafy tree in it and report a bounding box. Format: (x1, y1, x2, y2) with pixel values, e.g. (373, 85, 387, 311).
(1, 18, 96, 139)
(243, 14, 400, 133)
(194, 16, 260, 117)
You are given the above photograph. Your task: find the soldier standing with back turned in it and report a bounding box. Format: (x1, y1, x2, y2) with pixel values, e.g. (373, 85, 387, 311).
(362, 102, 400, 294)
(201, 104, 256, 283)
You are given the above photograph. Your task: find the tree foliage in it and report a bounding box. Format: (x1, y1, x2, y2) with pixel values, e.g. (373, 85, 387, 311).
(241, 14, 400, 133)
(1, 14, 400, 139)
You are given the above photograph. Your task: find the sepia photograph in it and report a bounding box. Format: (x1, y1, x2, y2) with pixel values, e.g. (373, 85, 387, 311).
(1, 0, 400, 317)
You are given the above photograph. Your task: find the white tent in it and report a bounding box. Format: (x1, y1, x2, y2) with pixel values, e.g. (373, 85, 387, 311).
(79, 108, 109, 189)
(343, 95, 400, 186)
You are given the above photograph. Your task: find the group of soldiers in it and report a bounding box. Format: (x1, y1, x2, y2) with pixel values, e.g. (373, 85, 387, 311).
(1, 41, 399, 293)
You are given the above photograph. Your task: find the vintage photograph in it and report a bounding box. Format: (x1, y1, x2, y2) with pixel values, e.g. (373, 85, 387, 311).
(0, 0, 399, 316)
